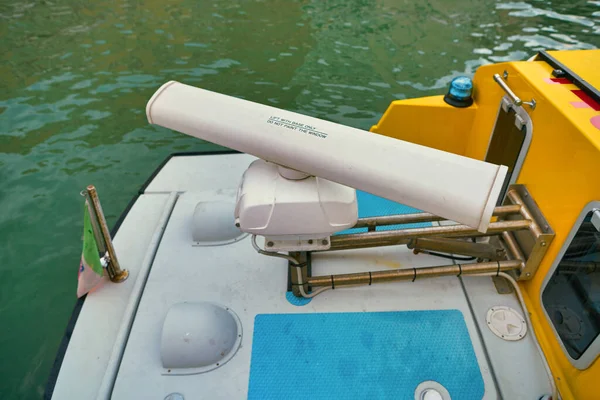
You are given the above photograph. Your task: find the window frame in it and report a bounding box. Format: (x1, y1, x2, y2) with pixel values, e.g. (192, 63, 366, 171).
(484, 96, 533, 203)
(540, 201, 600, 370)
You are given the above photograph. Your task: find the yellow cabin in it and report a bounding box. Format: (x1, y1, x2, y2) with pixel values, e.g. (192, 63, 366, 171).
(372, 49, 600, 400)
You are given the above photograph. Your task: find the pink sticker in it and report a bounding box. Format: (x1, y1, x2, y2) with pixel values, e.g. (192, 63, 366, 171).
(591, 115, 600, 130)
(544, 78, 559, 84)
(571, 101, 591, 109)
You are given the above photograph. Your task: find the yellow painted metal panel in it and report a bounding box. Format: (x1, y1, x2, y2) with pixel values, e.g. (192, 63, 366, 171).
(466, 55, 600, 400)
(370, 96, 476, 156)
(547, 49, 600, 92)
(512, 60, 600, 400)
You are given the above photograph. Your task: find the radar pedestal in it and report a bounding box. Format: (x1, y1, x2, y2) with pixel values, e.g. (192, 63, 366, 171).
(234, 160, 358, 251)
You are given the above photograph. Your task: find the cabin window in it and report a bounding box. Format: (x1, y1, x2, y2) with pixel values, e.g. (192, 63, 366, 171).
(485, 97, 531, 204)
(542, 205, 600, 365)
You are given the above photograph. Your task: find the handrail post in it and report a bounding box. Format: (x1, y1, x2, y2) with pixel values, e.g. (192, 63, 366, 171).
(85, 185, 129, 283)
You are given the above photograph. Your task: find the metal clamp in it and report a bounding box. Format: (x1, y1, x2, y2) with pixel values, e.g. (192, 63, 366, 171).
(494, 73, 536, 110)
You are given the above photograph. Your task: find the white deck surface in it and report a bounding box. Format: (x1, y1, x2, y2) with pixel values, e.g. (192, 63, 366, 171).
(112, 191, 496, 398)
(461, 277, 552, 399)
(53, 153, 551, 399)
(52, 194, 172, 400)
(144, 153, 256, 194)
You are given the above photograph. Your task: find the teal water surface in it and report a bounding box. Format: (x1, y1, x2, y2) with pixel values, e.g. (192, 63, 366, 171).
(0, 0, 598, 398)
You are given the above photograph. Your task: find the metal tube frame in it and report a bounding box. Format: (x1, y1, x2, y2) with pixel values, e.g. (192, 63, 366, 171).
(407, 237, 506, 260)
(317, 184, 553, 284)
(329, 219, 531, 251)
(308, 260, 523, 288)
(502, 231, 525, 262)
(507, 189, 542, 238)
(500, 185, 554, 279)
(353, 204, 521, 230)
(243, 184, 553, 296)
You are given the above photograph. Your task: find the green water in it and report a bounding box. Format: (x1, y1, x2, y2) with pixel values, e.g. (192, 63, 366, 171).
(0, 0, 598, 398)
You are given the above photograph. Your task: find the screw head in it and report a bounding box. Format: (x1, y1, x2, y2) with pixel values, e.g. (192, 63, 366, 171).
(266, 241, 274, 247)
(308, 239, 313, 244)
(526, 272, 531, 277)
(541, 241, 546, 247)
(321, 239, 329, 245)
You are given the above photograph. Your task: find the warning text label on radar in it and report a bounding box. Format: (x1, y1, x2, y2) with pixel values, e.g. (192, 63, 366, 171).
(267, 116, 328, 139)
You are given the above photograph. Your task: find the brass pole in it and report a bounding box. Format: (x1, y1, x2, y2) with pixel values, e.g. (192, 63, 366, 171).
(329, 219, 531, 251)
(502, 231, 525, 261)
(353, 204, 521, 230)
(507, 189, 543, 238)
(327, 239, 413, 251)
(407, 237, 505, 260)
(86, 185, 129, 283)
(83, 195, 107, 255)
(308, 260, 522, 288)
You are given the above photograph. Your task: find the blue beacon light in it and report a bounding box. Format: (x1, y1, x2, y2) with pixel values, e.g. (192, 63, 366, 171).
(444, 76, 474, 108)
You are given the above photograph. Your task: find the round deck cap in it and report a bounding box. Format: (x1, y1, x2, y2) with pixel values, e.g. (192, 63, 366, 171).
(486, 306, 527, 341)
(415, 381, 451, 400)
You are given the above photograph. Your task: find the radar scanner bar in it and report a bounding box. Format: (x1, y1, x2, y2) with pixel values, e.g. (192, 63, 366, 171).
(146, 81, 507, 232)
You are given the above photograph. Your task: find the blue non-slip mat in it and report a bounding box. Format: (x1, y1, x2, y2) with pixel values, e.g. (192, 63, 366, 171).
(339, 190, 432, 235)
(248, 310, 484, 400)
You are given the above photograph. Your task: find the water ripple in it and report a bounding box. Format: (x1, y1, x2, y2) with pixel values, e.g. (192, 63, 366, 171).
(498, 2, 596, 27)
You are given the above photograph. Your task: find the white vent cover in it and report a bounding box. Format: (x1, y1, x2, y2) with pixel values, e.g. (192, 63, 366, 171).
(192, 201, 248, 246)
(161, 302, 242, 375)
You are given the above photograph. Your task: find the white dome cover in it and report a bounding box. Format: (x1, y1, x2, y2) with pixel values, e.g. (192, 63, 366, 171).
(161, 302, 242, 375)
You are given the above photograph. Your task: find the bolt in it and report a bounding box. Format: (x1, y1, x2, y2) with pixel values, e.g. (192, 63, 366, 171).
(541, 241, 546, 247)
(503, 70, 508, 79)
(308, 239, 313, 244)
(235, 222, 240, 227)
(321, 239, 329, 245)
(266, 241, 274, 247)
(526, 272, 531, 277)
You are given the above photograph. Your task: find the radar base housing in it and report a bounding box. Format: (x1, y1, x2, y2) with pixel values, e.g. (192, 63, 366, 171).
(234, 160, 358, 250)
